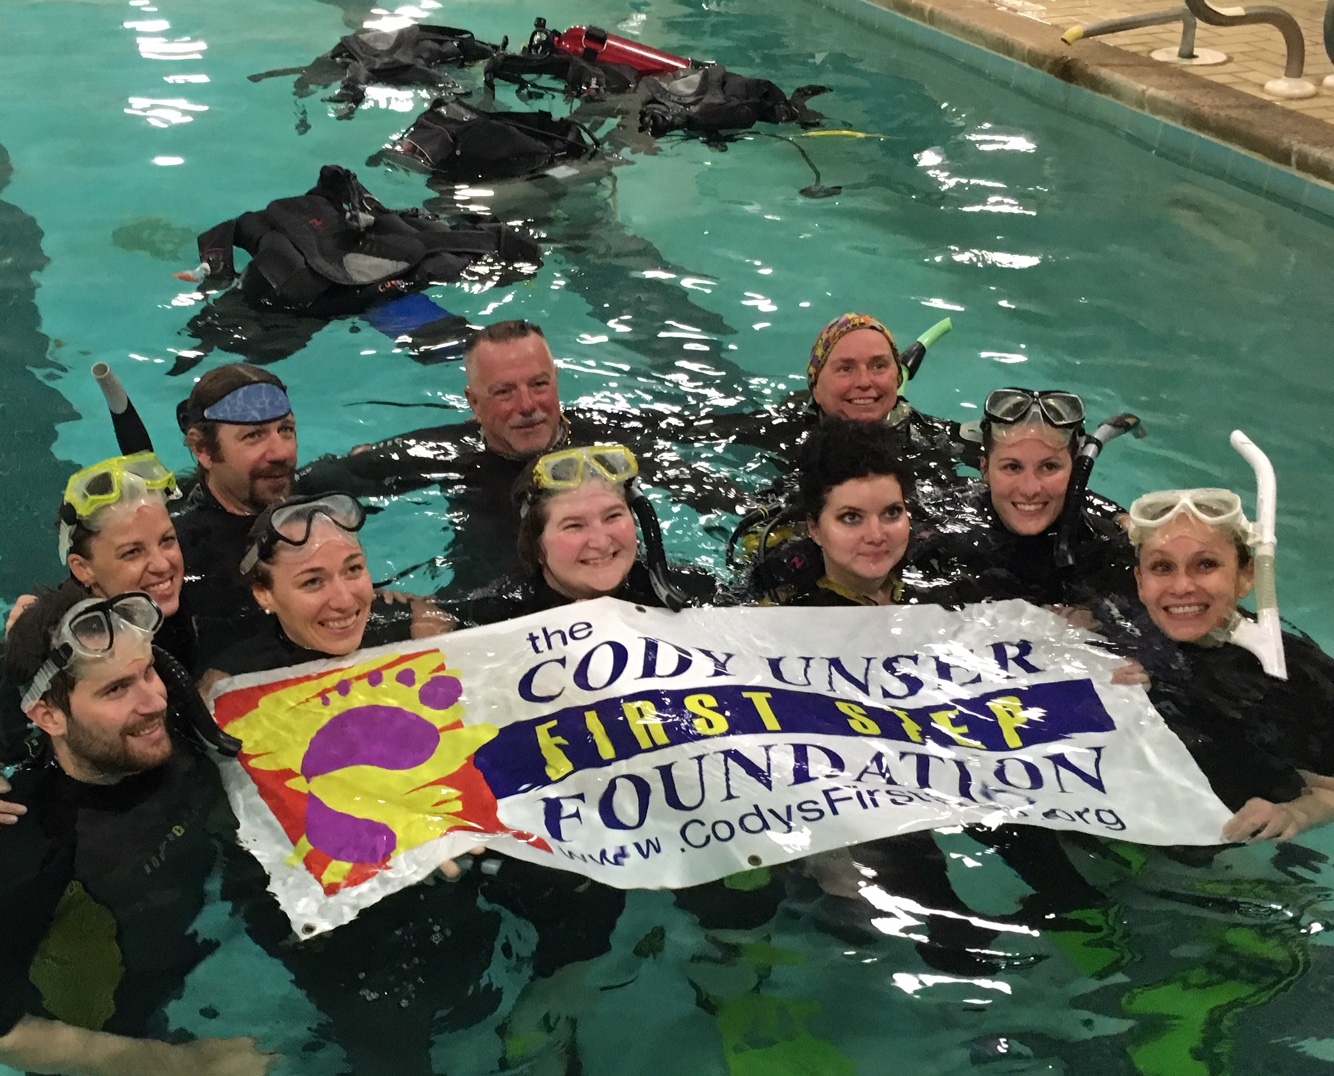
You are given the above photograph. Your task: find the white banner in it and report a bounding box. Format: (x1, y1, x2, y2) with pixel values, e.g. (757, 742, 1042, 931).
(212, 598, 1232, 935)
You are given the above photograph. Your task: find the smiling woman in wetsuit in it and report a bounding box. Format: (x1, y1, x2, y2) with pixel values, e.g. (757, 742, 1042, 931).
(199, 492, 450, 686)
(926, 388, 1135, 608)
(448, 444, 713, 626)
(1, 453, 200, 765)
(1122, 488, 1334, 841)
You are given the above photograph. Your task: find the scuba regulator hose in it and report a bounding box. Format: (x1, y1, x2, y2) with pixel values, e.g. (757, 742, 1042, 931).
(154, 645, 242, 757)
(1227, 430, 1287, 679)
(628, 485, 689, 612)
(1054, 412, 1145, 568)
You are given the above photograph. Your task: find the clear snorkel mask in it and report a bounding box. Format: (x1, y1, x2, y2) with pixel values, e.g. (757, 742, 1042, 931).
(1127, 431, 1286, 679)
(19, 592, 163, 712)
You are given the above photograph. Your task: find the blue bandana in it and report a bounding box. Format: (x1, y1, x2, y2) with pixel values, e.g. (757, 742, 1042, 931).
(203, 383, 292, 424)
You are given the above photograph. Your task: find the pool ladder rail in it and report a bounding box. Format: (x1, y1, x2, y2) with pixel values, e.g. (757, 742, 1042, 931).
(1062, 0, 1320, 98)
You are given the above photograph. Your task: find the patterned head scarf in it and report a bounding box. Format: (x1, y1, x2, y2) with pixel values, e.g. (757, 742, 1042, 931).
(807, 313, 899, 390)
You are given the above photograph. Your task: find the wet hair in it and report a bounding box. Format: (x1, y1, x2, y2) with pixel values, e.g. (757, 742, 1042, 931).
(463, 320, 546, 371)
(797, 419, 916, 520)
(181, 363, 287, 458)
(4, 582, 91, 715)
(512, 459, 632, 576)
(981, 420, 1079, 458)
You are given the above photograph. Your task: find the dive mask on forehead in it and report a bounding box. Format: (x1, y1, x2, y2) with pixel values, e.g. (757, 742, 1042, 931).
(533, 445, 639, 491)
(239, 493, 366, 576)
(1127, 488, 1252, 541)
(176, 381, 292, 433)
(20, 592, 163, 712)
(984, 388, 1086, 430)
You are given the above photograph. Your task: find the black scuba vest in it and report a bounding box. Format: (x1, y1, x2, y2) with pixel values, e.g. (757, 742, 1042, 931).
(195, 165, 542, 317)
(384, 99, 600, 182)
(639, 63, 828, 137)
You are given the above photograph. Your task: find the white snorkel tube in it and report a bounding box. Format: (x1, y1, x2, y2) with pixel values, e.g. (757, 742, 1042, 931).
(1228, 430, 1286, 679)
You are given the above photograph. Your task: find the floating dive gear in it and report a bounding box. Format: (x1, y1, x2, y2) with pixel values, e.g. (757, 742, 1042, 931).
(191, 165, 541, 317)
(639, 64, 829, 138)
(384, 99, 600, 182)
(528, 18, 693, 74)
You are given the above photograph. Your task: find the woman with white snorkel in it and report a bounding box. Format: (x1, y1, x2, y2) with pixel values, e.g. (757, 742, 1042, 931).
(1123, 434, 1334, 842)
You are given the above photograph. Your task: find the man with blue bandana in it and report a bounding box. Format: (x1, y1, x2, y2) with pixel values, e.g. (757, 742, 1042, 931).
(172, 364, 299, 668)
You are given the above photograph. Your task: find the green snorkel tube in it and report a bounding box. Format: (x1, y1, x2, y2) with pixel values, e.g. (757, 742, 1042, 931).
(1054, 412, 1145, 568)
(899, 316, 952, 382)
(1228, 430, 1287, 679)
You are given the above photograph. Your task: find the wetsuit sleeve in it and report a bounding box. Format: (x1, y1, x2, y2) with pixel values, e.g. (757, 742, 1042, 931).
(0, 787, 76, 1035)
(297, 422, 471, 497)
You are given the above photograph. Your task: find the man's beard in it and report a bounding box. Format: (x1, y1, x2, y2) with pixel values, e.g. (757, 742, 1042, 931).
(65, 707, 172, 780)
(245, 466, 295, 512)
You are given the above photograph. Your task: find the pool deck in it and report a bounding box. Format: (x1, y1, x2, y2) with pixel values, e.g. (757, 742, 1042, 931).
(860, 0, 1334, 187)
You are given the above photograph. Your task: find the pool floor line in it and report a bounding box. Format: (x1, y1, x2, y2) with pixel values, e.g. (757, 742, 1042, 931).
(828, 0, 1334, 195)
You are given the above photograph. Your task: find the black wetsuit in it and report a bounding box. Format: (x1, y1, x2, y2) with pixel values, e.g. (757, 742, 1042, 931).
(0, 741, 229, 1040)
(445, 561, 715, 627)
(915, 482, 1135, 608)
(1097, 604, 1326, 806)
(171, 479, 266, 673)
(205, 596, 415, 677)
(300, 410, 766, 597)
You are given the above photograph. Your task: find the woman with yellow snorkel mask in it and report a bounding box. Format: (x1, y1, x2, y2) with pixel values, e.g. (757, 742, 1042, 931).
(447, 443, 714, 626)
(2, 452, 240, 766)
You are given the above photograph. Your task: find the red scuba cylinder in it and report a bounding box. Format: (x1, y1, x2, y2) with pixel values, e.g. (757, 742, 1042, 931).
(552, 25, 692, 74)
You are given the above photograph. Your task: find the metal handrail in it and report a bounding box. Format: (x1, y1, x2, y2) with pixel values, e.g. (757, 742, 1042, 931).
(1181, 0, 1306, 77)
(1062, 8, 1200, 58)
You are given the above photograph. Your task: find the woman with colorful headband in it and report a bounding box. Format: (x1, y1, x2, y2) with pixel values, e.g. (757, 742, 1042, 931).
(198, 492, 452, 686)
(447, 443, 713, 625)
(1122, 485, 1334, 841)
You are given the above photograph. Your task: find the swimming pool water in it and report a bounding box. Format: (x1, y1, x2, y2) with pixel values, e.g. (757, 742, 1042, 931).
(3, 0, 1334, 1072)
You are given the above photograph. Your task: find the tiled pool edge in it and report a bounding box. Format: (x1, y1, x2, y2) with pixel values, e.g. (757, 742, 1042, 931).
(820, 0, 1334, 219)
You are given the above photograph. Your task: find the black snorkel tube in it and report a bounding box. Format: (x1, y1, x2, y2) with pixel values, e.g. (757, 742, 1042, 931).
(92, 362, 155, 455)
(627, 483, 689, 611)
(1054, 412, 1145, 568)
(155, 645, 242, 757)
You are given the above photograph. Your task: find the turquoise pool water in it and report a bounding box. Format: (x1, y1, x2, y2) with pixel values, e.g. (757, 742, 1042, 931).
(4, 0, 1334, 1072)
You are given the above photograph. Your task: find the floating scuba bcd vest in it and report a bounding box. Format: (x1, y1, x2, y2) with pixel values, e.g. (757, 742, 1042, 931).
(383, 98, 600, 181)
(194, 165, 541, 318)
(639, 63, 829, 138)
(325, 23, 498, 108)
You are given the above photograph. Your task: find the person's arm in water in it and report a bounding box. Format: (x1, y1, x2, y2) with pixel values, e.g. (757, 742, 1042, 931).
(0, 1017, 274, 1076)
(297, 423, 472, 498)
(1221, 771, 1334, 843)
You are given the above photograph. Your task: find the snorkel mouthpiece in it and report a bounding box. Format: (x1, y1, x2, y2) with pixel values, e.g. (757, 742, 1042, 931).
(1229, 430, 1286, 679)
(899, 317, 952, 382)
